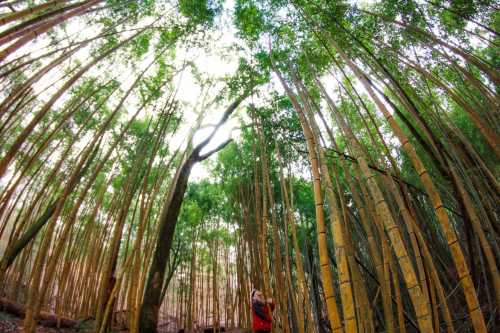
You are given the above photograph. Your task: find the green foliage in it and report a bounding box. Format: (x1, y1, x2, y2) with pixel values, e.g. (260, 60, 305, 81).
(139, 56, 173, 104)
(178, 0, 222, 27)
(105, 0, 156, 22)
(291, 177, 315, 222)
(158, 25, 184, 49)
(234, 0, 265, 42)
(130, 32, 153, 59)
(225, 57, 269, 97)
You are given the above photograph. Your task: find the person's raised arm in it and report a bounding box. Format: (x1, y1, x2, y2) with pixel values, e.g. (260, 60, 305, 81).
(266, 298, 275, 311)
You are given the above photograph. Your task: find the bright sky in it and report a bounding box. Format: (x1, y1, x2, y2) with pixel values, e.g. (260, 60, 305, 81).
(4, 0, 246, 182)
(182, 0, 379, 181)
(171, 0, 248, 180)
(1, 0, 384, 184)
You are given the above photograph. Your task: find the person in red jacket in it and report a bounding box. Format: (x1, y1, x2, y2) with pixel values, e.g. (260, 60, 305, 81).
(251, 289, 275, 333)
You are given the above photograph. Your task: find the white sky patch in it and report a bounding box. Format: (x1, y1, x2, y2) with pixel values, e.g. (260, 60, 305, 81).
(166, 0, 248, 180)
(0, 0, 246, 183)
(6, 0, 486, 186)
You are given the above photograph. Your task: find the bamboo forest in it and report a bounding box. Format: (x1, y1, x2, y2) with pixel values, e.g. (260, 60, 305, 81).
(0, 0, 498, 332)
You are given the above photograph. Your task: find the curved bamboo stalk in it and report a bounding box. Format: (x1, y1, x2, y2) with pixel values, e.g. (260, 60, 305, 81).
(330, 42, 487, 332)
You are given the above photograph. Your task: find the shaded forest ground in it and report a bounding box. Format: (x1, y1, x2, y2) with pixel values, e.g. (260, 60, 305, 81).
(0, 311, 82, 333)
(0, 289, 250, 333)
(0, 310, 250, 333)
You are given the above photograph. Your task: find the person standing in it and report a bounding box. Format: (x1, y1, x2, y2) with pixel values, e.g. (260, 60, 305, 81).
(251, 289, 275, 333)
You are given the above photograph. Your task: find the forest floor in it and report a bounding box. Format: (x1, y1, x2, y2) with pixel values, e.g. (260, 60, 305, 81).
(0, 311, 250, 333)
(0, 311, 75, 332)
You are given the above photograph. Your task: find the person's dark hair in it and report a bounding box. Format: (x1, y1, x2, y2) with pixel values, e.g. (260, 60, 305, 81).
(251, 289, 257, 298)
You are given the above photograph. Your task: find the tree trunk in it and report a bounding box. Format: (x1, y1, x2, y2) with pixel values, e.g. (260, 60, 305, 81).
(138, 94, 248, 333)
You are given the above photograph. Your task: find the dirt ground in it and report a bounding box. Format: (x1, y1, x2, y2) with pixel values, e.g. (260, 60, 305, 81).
(0, 311, 251, 333)
(0, 311, 96, 333)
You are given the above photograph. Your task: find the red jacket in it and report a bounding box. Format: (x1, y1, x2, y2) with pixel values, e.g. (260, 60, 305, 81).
(252, 300, 275, 331)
